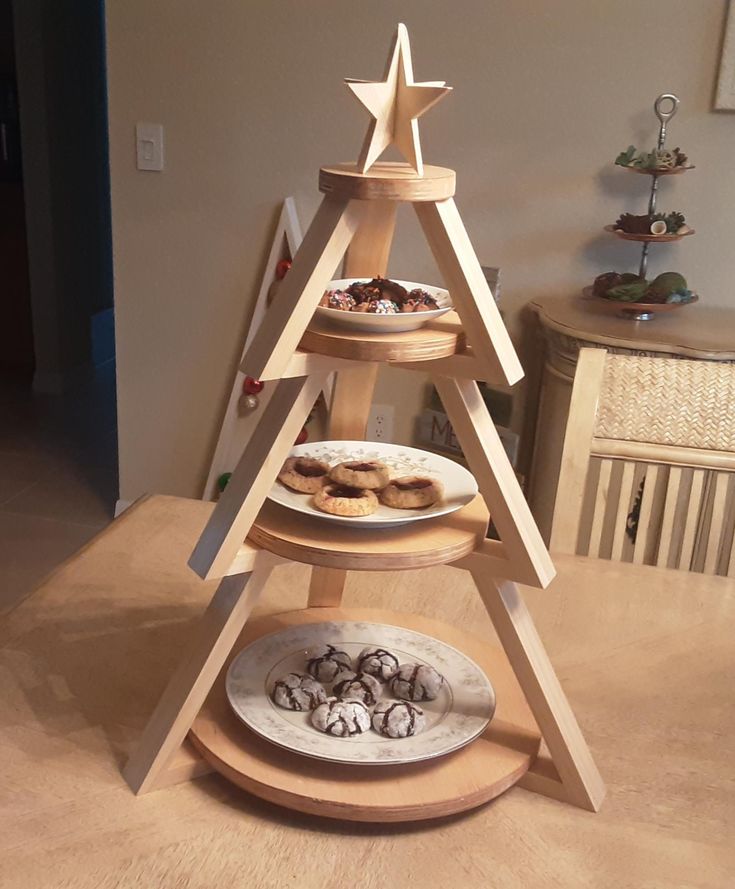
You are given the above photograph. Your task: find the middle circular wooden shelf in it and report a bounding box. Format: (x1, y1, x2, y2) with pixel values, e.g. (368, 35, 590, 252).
(299, 311, 465, 363)
(248, 496, 488, 571)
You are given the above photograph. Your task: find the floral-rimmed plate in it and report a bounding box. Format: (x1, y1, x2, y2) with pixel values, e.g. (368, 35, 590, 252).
(226, 621, 496, 766)
(268, 440, 478, 528)
(313, 278, 453, 333)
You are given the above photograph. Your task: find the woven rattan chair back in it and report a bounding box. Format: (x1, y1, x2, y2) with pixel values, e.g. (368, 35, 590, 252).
(551, 348, 735, 576)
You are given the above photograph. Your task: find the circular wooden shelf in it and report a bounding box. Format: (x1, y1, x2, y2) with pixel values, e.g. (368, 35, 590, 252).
(299, 311, 465, 363)
(249, 496, 488, 571)
(189, 607, 540, 823)
(604, 224, 695, 243)
(319, 162, 456, 202)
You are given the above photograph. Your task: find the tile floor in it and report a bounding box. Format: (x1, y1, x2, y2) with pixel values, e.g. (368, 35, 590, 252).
(0, 363, 118, 613)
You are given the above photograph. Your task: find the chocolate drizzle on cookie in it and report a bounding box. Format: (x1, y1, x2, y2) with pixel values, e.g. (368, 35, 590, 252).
(272, 673, 321, 711)
(333, 672, 380, 706)
(391, 663, 444, 701)
(380, 701, 417, 736)
(306, 644, 351, 681)
(357, 647, 399, 679)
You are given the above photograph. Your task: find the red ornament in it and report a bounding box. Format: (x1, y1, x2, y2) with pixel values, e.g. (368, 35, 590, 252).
(295, 426, 308, 445)
(275, 258, 292, 280)
(242, 376, 264, 395)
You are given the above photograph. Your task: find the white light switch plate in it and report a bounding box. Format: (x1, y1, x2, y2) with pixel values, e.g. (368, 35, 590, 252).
(136, 122, 164, 171)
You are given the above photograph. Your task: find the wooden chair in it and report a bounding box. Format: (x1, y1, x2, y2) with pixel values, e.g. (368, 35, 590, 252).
(551, 348, 735, 576)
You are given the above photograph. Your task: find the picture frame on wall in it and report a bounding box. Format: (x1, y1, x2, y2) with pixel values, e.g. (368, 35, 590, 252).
(715, 1, 735, 110)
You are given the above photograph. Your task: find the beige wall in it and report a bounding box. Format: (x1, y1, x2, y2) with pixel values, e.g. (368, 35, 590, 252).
(107, 0, 734, 501)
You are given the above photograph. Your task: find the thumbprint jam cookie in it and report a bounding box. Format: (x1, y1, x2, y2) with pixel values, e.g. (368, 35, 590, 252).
(328, 460, 390, 491)
(379, 476, 443, 509)
(278, 456, 330, 494)
(313, 483, 378, 517)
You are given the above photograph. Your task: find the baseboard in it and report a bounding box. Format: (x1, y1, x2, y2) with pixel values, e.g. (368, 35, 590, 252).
(114, 499, 132, 517)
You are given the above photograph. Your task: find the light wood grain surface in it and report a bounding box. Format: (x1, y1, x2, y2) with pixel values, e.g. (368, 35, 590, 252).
(532, 295, 735, 360)
(249, 496, 488, 571)
(299, 313, 466, 363)
(1, 495, 733, 888)
(319, 162, 456, 202)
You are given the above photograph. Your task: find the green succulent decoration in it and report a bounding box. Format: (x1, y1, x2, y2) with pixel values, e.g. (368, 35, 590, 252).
(614, 145, 689, 171)
(665, 211, 686, 233)
(614, 145, 637, 167)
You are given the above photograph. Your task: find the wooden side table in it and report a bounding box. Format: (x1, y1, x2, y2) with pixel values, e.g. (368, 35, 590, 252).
(527, 296, 735, 543)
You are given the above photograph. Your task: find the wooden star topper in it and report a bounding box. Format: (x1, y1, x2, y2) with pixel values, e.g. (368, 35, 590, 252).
(345, 23, 452, 176)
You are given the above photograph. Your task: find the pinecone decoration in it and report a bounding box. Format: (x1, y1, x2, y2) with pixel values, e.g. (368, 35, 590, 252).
(652, 149, 677, 170)
(615, 213, 653, 234)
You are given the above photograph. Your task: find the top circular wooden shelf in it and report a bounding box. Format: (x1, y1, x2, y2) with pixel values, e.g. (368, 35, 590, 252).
(249, 496, 488, 571)
(299, 311, 466, 363)
(319, 162, 456, 202)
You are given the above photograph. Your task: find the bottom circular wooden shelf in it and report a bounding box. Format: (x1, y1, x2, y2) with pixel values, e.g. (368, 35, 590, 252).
(248, 496, 489, 571)
(189, 608, 541, 823)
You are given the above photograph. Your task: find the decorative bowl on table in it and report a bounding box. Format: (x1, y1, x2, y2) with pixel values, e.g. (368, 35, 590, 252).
(314, 277, 452, 333)
(583, 269, 699, 321)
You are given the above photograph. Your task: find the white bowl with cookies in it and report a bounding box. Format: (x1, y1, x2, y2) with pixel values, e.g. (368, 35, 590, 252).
(313, 278, 453, 333)
(270, 440, 478, 528)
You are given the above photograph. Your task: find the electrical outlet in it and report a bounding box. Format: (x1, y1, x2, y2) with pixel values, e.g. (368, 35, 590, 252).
(367, 404, 394, 442)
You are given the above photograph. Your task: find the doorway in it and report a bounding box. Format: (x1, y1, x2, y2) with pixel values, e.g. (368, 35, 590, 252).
(0, 0, 117, 611)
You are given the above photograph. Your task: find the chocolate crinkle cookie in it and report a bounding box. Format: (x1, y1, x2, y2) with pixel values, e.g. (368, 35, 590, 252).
(305, 643, 352, 682)
(311, 697, 371, 737)
(390, 663, 444, 702)
(372, 699, 426, 738)
(332, 670, 382, 706)
(271, 673, 327, 711)
(357, 646, 399, 682)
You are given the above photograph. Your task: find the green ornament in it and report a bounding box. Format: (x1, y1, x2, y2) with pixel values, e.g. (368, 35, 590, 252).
(606, 280, 649, 302)
(217, 472, 232, 493)
(648, 272, 688, 301)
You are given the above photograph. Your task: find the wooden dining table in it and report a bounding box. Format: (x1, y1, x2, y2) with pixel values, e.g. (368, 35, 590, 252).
(1, 495, 732, 888)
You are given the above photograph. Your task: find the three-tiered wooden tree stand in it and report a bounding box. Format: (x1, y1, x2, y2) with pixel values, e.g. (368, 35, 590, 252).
(123, 24, 605, 820)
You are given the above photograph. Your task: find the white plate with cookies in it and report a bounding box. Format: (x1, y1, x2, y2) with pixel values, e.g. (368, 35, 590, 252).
(314, 278, 453, 333)
(225, 620, 496, 766)
(269, 440, 478, 528)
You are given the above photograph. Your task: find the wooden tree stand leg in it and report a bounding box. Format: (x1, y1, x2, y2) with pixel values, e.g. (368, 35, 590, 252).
(190, 373, 328, 580)
(123, 553, 279, 794)
(470, 569, 606, 812)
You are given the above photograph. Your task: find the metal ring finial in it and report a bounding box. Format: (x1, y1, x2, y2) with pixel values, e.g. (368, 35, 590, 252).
(654, 94, 679, 124)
